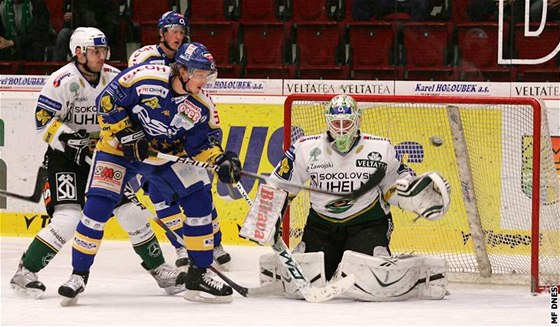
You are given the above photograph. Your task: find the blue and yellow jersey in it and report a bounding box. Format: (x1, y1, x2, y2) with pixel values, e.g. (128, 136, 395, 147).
(96, 63, 222, 164)
(128, 45, 174, 67)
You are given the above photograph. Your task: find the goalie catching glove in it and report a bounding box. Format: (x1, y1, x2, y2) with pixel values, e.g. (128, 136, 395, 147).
(392, 171, 451, 220)
(59, 129, 90, 166)
(214, 151, 241, 184)
(116, 126, 149, 162)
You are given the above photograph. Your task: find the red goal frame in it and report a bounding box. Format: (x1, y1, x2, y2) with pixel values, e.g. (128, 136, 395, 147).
(282, 94, 551, 293)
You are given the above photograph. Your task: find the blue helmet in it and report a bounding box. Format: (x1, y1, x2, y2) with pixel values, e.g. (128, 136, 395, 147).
(175, 42, 217, 72)
(158, 11, 188, 30)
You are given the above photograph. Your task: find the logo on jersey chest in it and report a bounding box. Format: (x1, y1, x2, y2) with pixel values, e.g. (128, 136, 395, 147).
(310, 147, 321, 161)
(141, 96, 160, 109)
(356, 151, 387, 169)
(136, 85, 168, 98)
(55, 172, 77, 201)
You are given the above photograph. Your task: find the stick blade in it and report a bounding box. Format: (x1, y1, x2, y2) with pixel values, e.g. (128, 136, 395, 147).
(349, 166, 386, 200)
(301, 274, 355, 303)
(30, 166, 48, 202)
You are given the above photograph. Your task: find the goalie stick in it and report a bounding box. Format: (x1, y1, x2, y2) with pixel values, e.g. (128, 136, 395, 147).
(232, 178, 357, 303)
(148, 151, 386, 200)
(0, 166, 47, 203)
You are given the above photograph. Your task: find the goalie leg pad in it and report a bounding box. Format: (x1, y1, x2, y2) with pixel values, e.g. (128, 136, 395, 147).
(259, 252, 326, 299)
(333, 251, 448, 301)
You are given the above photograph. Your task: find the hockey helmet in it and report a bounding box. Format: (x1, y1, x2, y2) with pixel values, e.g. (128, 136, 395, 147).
(69, 27, 110, 59)
(325, 95, 361, 152)
(158, 11, 188, 30)
(175, 42, 217, 83)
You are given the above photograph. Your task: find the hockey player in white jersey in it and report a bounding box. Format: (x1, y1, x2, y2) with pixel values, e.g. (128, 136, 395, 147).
(10, 27, 186, 300)
(128, 11, 232, 270)
(258, 94, 451, 301)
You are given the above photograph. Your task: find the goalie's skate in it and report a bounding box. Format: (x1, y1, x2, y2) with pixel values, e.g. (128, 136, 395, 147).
(58, 274, 86, 307)
(175, 247, 190, 269)
(183, 266, 233, 303)
(149, 263, 188, 295)
(10, 256, 46, 299)
(213, 245, 231, 271)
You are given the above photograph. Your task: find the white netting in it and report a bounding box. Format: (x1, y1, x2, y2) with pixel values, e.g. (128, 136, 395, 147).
(285, 96, 560, 292)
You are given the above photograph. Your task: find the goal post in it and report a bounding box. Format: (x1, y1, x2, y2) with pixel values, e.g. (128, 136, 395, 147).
(282, 94, 560, 293)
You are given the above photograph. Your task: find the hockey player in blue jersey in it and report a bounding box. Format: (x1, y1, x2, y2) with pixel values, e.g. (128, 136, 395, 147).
(128, 11, 232, 270)
(128, 11, 188, 67)
(58, 42, 240, 304)
(10, 27, 186, 300)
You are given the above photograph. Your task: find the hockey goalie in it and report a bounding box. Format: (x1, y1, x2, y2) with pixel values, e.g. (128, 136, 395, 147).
(240, 94, 451, 302)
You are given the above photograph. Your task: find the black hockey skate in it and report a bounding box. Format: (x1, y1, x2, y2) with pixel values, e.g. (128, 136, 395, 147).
(183, 266, 233, 303)
(58, 273, 87, 306)
(10, 254, 46, 299)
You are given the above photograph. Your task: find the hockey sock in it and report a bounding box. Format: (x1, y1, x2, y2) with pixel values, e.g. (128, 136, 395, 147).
(134, 234, 165, 270)
(22, 238, 58, 273)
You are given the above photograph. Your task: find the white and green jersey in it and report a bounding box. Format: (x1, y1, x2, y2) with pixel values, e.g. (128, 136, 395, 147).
(34, 62, 119, 152)
(270, 133, 414, 224)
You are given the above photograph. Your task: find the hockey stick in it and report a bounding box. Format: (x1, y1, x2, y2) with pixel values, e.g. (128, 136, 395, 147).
(0, 166, 47, 203)
(150, 214, 284, 297)
(233, 180, 356, 303)
(148, 151, 386, 200)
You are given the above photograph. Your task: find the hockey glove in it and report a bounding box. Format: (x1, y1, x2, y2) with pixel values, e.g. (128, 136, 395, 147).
(214, 151, 241, 184)
(116, 127, 149, 162)
(395, 172, 451, 221)
(59, 129, 90, 166)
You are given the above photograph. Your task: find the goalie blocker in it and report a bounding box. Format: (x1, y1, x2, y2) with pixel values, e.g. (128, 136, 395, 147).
(259, 251, 448, 302)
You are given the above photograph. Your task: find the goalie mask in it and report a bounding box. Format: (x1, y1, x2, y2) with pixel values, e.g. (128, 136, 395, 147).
(325, 95, 361, 153)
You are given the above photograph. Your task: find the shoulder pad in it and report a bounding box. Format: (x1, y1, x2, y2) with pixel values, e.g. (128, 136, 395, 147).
(128, 45, 159, 66)
(118, 64, 170, 87)
(362, 134, 391, 143)
(297, 135, 322, 143)
(50, 63, 79, 88)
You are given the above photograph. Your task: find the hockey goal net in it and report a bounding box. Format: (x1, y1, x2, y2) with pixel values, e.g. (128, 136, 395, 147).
(282, 94, 560, 293)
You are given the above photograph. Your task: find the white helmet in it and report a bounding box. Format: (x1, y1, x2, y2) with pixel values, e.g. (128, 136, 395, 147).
(325, 94, 361, 153)
(69, 27, 110, 59)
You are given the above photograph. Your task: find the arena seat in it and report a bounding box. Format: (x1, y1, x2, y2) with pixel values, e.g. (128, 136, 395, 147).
(294, 22, 348, 79)
(514, 22, 560, 68)
(457, 22, 514, 81)
(22, 62, 65, 75)
(286, 0, 339, 22)
(241, 22, 294, 78)
(348, 21, 400, 80)
(190, 22, 241, 77)
(0, 61, 21, 75)
(239, 0, 283, 22)
(188, 0, 235, 22)
(402, 22, 454, 80)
